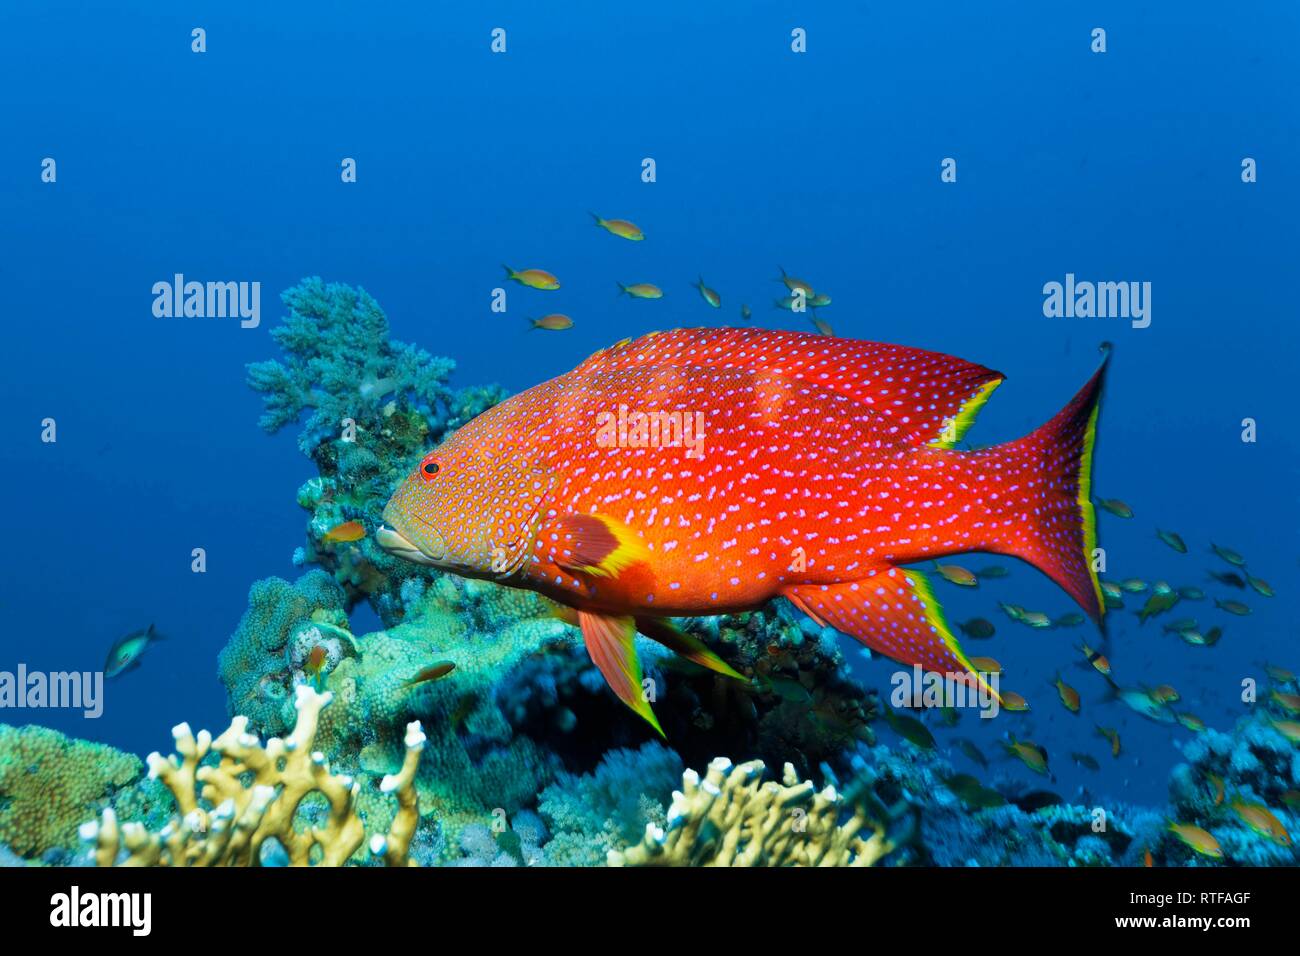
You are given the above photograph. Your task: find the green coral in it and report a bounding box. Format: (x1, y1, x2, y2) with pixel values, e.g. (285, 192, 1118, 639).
(538, 743, 683, 866)
(218, 571, 349, 735)
(0, 724, 143, 859)
(249, 278, 505, 614)
(247, 277, 491, 453)
(216, 569, 585, 857)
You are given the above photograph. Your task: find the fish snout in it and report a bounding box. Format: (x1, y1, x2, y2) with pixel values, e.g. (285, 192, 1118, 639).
(376, 519, 446, 565)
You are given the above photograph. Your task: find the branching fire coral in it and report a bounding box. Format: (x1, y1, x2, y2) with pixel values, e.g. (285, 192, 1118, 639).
(83, 685, 424, 867)
(608, 756, 893, 867)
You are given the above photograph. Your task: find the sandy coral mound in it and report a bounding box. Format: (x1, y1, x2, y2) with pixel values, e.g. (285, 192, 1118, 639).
(0, 724, 142, 859)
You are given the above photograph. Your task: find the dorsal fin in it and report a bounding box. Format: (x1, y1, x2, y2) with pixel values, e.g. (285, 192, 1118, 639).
(571, 328, 1003, 447)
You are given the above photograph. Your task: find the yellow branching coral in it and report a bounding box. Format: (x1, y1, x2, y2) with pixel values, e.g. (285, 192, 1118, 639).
(608, 757, 893, 867)
(83, 685, 425, 867)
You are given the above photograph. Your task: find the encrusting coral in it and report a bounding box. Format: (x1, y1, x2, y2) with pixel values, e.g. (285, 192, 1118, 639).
(609, 756, 893, 867)
(83, 685, 425, 867)
(0, 724, 143, 859)
(218, 571, 351, 735)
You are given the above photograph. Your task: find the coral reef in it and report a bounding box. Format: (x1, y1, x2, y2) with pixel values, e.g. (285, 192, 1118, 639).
(609, 756, 893, 866)
(1161, 696, 1299, 865)
(6, 277, 1279, 871)
(537, 743, 683, 866)
(217, 571, 350, 735)
(452, 809, 549, 867)
(0, 724, 143, 860)
(84, 685, 425, 867)
(248, 278, 505, 614)
(218, 573, 575, 850)
(670, 605, 878, 777)
(247, 277, 500, 457)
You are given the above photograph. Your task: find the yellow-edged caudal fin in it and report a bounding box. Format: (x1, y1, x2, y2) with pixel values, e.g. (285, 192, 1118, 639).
(784, 567, 1000, 703)
(578, 610, 663, 735)
(635, 617, 745, 680)
(553, 514, 650, 578)
(927, 378, 1002, 449)
(965, 347, 1109, 623)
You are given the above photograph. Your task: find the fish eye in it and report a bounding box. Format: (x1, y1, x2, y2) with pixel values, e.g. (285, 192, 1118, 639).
(421, 460, 440, 479)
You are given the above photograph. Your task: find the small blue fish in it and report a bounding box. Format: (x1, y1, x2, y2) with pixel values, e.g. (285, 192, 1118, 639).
(104, 624, 163, 678)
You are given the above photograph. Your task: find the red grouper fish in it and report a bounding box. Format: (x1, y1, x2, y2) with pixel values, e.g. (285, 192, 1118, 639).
(378, 327, 1109, 733)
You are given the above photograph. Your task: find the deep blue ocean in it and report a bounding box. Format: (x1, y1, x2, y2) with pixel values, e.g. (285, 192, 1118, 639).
(1, 2, 1295, 811)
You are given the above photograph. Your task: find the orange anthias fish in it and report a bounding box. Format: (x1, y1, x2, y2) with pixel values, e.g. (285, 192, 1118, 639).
(591, 213, 645, 241)
(303, 645, 329, 690)
(323, 519, 366, 543)
(406, 660, 457, 686)
(378, 328, 1110, 732)
(531, 314, 574, 331)
(1230, 799, 1292, 846)
(1053, 673, 1081, 713)
(503, 265, 561, 290)
(1168, 822, 1223, 859)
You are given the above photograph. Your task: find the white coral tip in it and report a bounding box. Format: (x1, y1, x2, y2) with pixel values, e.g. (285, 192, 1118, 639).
(380, 774, 398, 794)
(171, 721, 192, 742)
(311, 750, 326, 765)
(369, 835, 388, 856)
(404, 721, 427, 749)
(145, 752, 164, 779)
(78, 821, 99, 842)
(709, 756, 733, 773)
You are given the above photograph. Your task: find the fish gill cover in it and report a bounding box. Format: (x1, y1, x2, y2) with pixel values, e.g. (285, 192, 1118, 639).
(1, 0, 1296, 894)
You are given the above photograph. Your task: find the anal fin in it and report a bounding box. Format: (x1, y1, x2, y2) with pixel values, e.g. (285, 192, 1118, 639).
(784, 568, 996, 699)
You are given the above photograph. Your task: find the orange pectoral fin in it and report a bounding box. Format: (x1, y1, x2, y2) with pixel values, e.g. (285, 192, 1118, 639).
(578, 610, 663, 736)
(635, 616, 745, 680)
(552, 514, 650, 579)
(785, 567, 998, 702)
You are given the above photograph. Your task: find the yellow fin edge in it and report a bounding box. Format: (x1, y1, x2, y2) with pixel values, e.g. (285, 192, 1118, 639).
(1078, 400, 1106, 620)
(927, 377, 1003, 449)
(904, 568, 1002, 704)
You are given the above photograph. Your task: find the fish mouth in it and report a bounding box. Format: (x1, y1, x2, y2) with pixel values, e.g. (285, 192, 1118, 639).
(376, 523, 445, 565)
